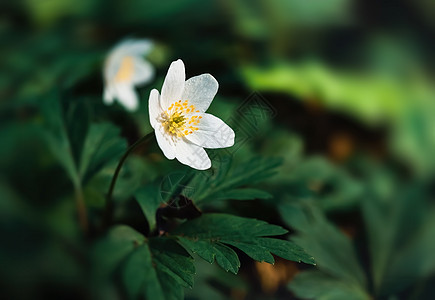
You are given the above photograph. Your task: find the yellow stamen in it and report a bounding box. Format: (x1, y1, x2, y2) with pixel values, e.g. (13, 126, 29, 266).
(159, 100, 201, 138)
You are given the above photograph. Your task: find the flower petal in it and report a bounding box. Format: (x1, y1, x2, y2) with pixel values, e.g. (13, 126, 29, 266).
(185, 113, 235, 149)
(132, 58, 154, 85)
(104, 39, 153, 84)
(175, 140, 211, 170)
(103, 85, 115, 104)
(149, 89, 161, 129)
(121, 39, 153, 56)
(182, 74, 218, 112)
(114, 84, 139, 111)
(104, 55, 120, 83)
(155, 125, 176, 159)
(161, 59, 185, 110)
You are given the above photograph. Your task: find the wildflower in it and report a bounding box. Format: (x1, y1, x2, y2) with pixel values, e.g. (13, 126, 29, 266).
(149, 59, 235, 170)
(103, 39, 154, 111)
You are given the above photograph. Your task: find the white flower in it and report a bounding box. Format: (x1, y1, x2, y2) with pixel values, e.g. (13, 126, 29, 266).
(148, 59, 235, 170)
(103, 39, 154, 112)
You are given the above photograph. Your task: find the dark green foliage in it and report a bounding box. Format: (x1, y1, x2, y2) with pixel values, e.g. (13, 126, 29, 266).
(40, 95, 126, 188)
(281, 202, 366, 287)
(281, 202, 369, 299)
(362, 186, 435, 297)
(290, 271, 370, 300)
(94, 214, 314, 299)
(283, 183, 435, 300)
(79, 123, 127, 184)
(95, 226, 195, 300)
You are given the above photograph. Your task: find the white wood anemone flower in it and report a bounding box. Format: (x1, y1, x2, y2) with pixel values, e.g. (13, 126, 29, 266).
(103, 39, 154, 112)
(149, 59, 235, 170)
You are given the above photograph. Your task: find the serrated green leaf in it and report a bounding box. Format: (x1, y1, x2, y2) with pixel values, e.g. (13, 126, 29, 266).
(222, 240, 275, 264)
(175, 156, 281, 206)
(172, 214, 314, 274)
(123, 238, 195, 300)
(174, 213, 287, 238)
(94, 226, 195, 300)
(257, 238, 315, 264)
(149, 238, 195, 289)
(177, 237, 240, 274)
(159, 171, 195, 204)
(289, 270, 371, 300)
(154, 269, 184, 300)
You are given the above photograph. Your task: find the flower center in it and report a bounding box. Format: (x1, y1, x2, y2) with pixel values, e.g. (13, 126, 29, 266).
(160, 100, 202, 138)
(115, 56, 134, 83)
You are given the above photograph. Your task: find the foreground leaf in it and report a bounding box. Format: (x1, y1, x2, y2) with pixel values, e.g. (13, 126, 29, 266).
(94, 225, 195, 300)
(173, 214, 315, 274)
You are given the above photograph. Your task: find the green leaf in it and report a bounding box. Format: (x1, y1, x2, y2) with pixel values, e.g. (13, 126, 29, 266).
(219, 157, 282, 190)
(149, 238, 195, 289)
(79, 122, 127, 184)
(212, 188, 272, 201)
(177, 237, 240, 274)
(123, 245, 163, 300)
(94, 225, 195, 300)
(362, 186, 435, 296)
(135, 184, 162, 232)
(173, 156, 282, 206)
(111, 156, 153, 202)
(184, 256, 248, 300)
(283, 202, 371, 299)
(40, 93, 79, 186)
(280, 202, 367, 288)
(93, 225, 145, 279)
(280, 157, 363, 212)
(172, 214, 314, 274)
(123, 238, 195, 300)
(256, 238, 316, 264)
(40, 94, 127, 188)
(289, 270, 370, 300)
(159, 171, 195, 205)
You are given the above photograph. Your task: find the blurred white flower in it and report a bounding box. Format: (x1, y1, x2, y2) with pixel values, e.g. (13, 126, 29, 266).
(149, 59, 235, 170)
(103, 39, 154, 111)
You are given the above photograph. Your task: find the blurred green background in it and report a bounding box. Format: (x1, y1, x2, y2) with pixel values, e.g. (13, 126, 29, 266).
(1, 0, 435, 299)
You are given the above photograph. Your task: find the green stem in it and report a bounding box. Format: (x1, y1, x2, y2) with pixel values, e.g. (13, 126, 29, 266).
(103, 132, 154, 228)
